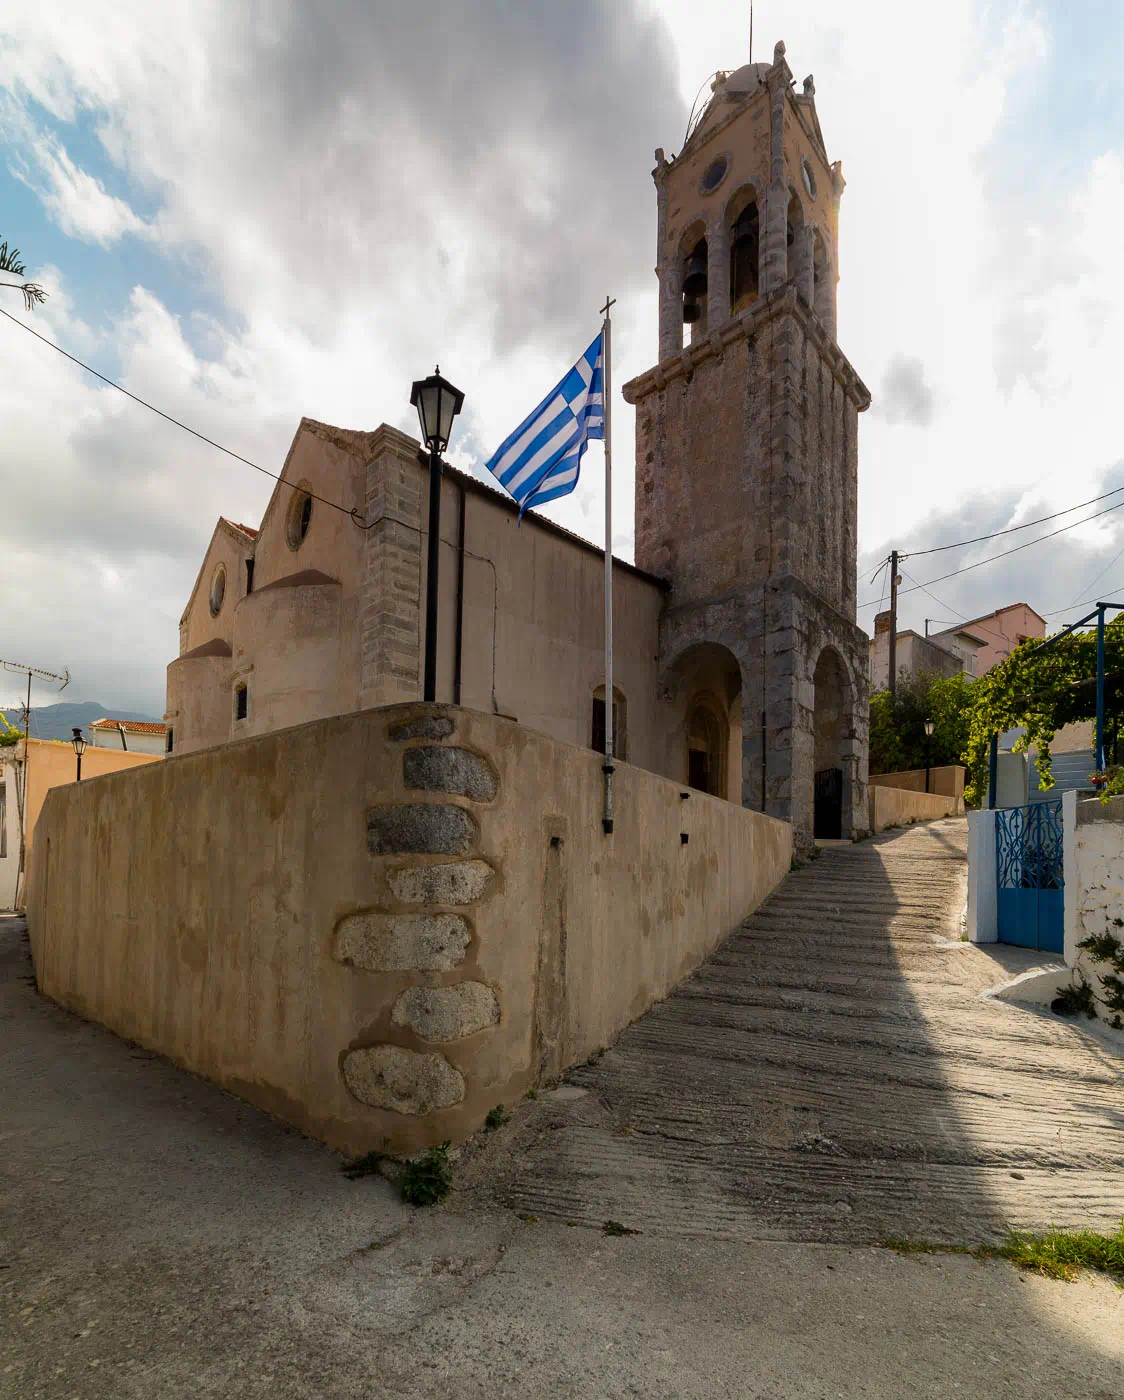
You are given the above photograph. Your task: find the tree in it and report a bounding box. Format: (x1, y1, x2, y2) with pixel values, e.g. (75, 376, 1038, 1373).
(961, 614, 1124, 806)
(869, 671, 976, 776)
(0, 240, 47, 310)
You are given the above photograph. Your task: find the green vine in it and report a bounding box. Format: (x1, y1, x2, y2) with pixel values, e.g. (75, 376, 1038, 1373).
(962, 616, 1124, 806)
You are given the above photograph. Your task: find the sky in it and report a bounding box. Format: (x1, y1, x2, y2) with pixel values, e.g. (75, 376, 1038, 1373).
(2, 0, 1124, 714)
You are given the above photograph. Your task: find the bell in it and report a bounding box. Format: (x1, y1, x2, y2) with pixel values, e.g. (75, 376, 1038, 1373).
(733, 207, 758, 248)
(682, 297, 702, 323)
(682, 246, 708, 296)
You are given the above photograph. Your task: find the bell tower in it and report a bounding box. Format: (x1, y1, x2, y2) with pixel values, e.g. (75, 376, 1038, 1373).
(623, 40, 871, 849)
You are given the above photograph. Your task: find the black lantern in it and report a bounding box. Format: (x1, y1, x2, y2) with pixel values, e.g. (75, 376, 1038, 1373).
(410, 367, 465, 455)
(71, 726, 86, 782)
(923, 717, 934, 793)
(409, 367, 465, 703)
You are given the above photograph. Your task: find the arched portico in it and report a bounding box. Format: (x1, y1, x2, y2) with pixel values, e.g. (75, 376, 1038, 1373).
(659, 641, 743, 801)
(812, 646, 854, 839)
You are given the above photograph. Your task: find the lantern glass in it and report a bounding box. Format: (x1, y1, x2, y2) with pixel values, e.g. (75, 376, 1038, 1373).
(410, 369, 465, 453)
(924, 718, 935, 738)
(71, 727, 86, 757)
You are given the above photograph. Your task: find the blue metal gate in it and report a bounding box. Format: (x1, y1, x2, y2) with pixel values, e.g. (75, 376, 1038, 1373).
(996, 800, 1064, 954)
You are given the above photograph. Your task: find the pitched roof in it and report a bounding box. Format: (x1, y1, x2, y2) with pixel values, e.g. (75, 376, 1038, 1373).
(89, 718, 169, 735)
(226, 520, 259, 539)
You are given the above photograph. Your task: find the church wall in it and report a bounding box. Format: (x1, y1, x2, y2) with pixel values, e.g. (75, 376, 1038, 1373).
(27, 701, 791, 1158)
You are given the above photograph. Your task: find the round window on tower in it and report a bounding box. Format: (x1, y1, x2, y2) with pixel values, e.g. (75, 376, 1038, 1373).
(699, 153, 730, 195)
(209, 564, 226, 617)
(801, 158, 817, 199)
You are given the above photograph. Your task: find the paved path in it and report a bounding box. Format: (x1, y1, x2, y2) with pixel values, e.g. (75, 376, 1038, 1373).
(3, 825, 1123, 1398)
(492, 820, 1124, 1244)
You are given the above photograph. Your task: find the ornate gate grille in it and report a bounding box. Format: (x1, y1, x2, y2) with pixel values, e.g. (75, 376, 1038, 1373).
(995, 800, 1064, 954)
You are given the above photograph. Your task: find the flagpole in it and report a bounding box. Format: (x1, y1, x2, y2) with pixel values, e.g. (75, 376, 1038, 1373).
(601, 295, 616, 835)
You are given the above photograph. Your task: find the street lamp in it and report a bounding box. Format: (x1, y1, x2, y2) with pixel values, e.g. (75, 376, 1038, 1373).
(923, 717, 935, 794)
(71, 726, 86, 782)
(410, 367, 465, 703)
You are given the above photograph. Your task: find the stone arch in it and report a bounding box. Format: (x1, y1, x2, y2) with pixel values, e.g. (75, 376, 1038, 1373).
(725, 183, 760, 313)
(812, 646, 853, 839)
(660, 641, 743, 803)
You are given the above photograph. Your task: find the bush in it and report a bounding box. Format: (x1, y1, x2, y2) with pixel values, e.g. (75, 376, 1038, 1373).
(401, 1142, 453, 1207)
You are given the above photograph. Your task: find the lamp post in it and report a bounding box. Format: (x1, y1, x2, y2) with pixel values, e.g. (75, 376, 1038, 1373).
(71, 726, 86, 782)
(410, 368, 465, 703)
(923, 717, 935, 794)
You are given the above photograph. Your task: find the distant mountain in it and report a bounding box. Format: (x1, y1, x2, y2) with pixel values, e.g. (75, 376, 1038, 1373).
(0, 701, 162, 743)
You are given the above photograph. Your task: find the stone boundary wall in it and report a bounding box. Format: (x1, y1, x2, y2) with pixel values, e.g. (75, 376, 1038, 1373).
(27, 703, 791, 1157)
(868, 783, 958, 833)
(869, 765, 965, 809)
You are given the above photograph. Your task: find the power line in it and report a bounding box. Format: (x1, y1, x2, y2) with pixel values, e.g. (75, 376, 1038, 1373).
(900, 483, 1124, 559)
(857, 494, 1124, 611)
(0, 306, 370, 529)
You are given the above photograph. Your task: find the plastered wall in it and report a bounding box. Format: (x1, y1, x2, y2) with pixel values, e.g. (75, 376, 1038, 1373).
(28, 703, 791, 1157)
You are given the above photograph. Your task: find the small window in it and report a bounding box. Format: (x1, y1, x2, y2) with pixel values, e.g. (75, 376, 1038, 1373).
(286, 484, 313, 550)
(245, 558, 255, 595)
(209, 565, 226, 617)
(801, 158, 817, 198)
(699, 153, 729, 195)
(165, 728, 174, 754)
(235, 684, 248, 721)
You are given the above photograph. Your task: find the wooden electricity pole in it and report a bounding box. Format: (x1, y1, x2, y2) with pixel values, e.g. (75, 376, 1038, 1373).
(888, 549, 900, 702)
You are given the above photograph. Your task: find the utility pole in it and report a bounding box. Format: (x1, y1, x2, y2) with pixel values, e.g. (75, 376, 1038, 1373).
(888, 549, 900, 702)
(1, 657, 69, 909)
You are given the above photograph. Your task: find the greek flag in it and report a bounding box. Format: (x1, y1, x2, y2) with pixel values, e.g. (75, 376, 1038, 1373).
(484, 331, 604, 514)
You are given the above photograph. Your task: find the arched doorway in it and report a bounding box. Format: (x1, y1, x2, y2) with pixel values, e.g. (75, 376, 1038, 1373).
(686, 697, 728, 798)
(812, 648, 851, 839)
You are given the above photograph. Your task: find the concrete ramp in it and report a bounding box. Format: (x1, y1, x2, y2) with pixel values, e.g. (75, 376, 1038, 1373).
(493, 820, 1124, 1243)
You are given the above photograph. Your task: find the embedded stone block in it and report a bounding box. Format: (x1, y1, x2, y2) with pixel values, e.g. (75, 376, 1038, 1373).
(388, 715, 455, 743)
(367, 803, 477, 855)
(335, 912, 470, 972)
(403, 746, 498, 803)
(388, 859, 495, 905)
(391, 983, 500, 1042)
(342, 1044, 465, 1115)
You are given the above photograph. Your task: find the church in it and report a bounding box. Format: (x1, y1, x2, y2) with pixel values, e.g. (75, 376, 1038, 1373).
(165, 39, 871, 850)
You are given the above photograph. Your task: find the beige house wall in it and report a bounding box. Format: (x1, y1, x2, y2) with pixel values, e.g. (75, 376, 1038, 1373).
(868, 783, 959, 832)
(28, 702, 791, 1158)
(869, 765, 966, 806)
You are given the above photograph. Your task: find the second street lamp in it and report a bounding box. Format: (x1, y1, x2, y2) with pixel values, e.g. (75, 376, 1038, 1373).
(410, 368, 465, 703)
(71, 726, 86, 782)
(923, 717, 935, 793)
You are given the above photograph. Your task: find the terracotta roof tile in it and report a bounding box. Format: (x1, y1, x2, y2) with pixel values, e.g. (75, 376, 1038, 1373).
(89, 719, 169, 735)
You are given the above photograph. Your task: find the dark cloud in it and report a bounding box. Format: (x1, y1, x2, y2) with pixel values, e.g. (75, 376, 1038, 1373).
(858, 464, 1124, 638)
(876, 352, 935, 427)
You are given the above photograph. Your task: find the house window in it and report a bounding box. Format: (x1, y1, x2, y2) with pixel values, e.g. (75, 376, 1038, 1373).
(286, 483, 313, 550)
(245, 558, 255, 595)
(591, 686, 627, 761)
(166, 728, 174, 754)
(235, 684, 248, 722)
(209, 564, 226, 617)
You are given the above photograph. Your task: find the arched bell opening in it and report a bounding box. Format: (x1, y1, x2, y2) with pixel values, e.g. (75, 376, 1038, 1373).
(812, 647, 853, 840)
(726, 185, 760, 314)
(678, 220, 709, 339)
(785, 190, 805, 284)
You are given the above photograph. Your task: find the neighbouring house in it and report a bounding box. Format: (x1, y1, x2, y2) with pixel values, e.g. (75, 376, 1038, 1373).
(869, 610, 987, 692)
(929, 602, 1046, 675)
(164, 38, 872, 850)
(88, 717, 170, 756)
(0, 737, 161, 909)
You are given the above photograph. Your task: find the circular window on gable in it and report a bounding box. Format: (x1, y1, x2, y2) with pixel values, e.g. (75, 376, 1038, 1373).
(209, 564, 226, 617)
(286, 483, 313, 550)
(801, 158, 817, 199)
(700, 153, 730, 195)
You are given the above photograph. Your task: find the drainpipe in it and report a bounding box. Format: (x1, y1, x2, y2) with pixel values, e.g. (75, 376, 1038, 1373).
(453, 474, 467, 707)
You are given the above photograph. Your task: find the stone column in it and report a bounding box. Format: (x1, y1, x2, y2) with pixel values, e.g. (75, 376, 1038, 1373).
(361, 436, 424, 710)
(706, 214, 731, 330)
(655, 154, 681, 363)
(762, 50, 791, 293)
(814, 246, 838, 340)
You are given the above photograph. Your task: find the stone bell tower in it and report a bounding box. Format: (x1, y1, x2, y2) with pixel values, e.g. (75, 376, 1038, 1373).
(623, 40, 871, 848)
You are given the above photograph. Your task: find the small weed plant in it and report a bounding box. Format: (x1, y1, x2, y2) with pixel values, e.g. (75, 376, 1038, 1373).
(882, 1221, 1124, 1284)
(602, 1219, 640, 1237)
(484, 1104, 509, 1131)
(1053, 929, 1124, 1025)
(401, 1142, 453, 1207)
(340, 1150, 384, 1180)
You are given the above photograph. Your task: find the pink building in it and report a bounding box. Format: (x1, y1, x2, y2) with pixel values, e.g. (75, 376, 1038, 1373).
(931, 603, 1045, 675)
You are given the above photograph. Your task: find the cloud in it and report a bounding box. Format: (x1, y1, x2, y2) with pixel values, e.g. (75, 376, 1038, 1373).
(26, 131, 151, 246)
(876, 353, 935, 427)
